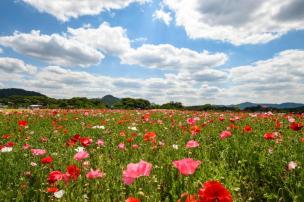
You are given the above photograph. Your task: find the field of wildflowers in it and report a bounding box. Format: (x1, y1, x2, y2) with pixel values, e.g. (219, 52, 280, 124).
(0, 109, 303, 201)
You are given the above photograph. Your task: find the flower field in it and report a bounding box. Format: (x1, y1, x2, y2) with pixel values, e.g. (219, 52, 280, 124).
(0, 109, 303, 201)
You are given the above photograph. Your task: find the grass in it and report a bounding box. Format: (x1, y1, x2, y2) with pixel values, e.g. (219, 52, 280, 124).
(0, 109, 303, 201)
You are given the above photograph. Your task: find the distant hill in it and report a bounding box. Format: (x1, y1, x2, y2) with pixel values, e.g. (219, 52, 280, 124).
(233, 102, 304, 110)
(99, 95, 120, 106)
(0, 88, 46, 98)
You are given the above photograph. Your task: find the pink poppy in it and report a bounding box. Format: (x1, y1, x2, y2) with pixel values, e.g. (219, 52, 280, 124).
(186, 140, 200, 148)
(74, 151, 89, 161)
(220, 130, 232, 140)
(31, 149, 47, 156)
(187, 118, 196, 125)
(96, 139, 105, 146)
(118, 143, 125, 150)
(122, 160, 152, 185)
(86, 169, 104, 179)
(173, 158, 201, 176)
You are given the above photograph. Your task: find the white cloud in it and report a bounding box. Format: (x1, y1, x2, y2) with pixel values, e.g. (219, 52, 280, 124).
(22, 0, 150, 21)
(230, 50, 304, 84)
(153, 9, 172, 25)
(67, 22, 131, 55)
(120, 44, 227, 70)
(226, 49, 304, 103)
(0, 30, 104, 67)
(2, 49, 304, 105)
(163, 0, 304, 45)
(0, 57, 37, 74)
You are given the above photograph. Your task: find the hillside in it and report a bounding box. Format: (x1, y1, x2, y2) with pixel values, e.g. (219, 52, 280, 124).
(99, 95, 120, 106)
(234, 102, 304, 109)
(0, 88, 46, 98)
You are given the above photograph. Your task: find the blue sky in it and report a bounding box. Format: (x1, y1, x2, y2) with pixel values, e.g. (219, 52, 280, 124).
(0, 0, 304, 105)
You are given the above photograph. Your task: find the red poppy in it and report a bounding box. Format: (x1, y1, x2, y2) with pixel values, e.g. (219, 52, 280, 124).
(41, 156, 53, 164)
(264, 133, 275, 140)
(125, 197, 141, 202)
(290, 122, 303, 131)
(79, 137, 93, 147)
(18, 120, 28, 127)
(5, 142, 14, 147)
(177, 193, 198, 202)
(190, 125, 201, 135)
(48, 171, 63, 184)
(2, 134, 11, 139)
(66, 134, 81, 147)
(144, 132, 156, 142)
(142, 113, 150, 122)
(47, 187, 59, 193)
(218, 117, 225, 121)
(198, 180, 232, 202)
(243, 125, 252, 132)
(66, 165, 80, 181)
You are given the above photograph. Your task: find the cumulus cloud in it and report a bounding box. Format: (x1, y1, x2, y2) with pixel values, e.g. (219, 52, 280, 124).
(67, 22, 131, 55)
(163, 0, 304, 45)
(0, 30, 104, 67)
(0, 57, 37, 74)
(153, 9, 172, 25)
(22, 0, 150, 21)
(230, 50, 304, 84)
(226, 49, 304, 103)
(120, 44, 227, 70)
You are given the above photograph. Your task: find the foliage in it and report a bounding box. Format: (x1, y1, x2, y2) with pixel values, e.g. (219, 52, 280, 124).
(0, 109, 303, 201)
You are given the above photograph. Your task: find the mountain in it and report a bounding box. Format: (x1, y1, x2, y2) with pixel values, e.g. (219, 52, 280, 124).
(99, 95, 120, 106)
(0, 88, 46, 98)
(233, 102, 304, 110)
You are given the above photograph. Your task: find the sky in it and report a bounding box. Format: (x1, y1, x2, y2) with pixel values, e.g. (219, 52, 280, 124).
(0, 0, 304, 105)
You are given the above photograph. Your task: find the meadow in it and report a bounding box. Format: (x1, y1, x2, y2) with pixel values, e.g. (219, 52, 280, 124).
(0, 109, 303, 202)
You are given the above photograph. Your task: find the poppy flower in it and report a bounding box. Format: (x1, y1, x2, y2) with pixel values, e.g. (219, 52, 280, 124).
(86, 169, 104, 179)
(5, 142, 14, 147)
(31, 149, 47, 156)
(47, 187, 59, 193)
(118, 143, 125, 150)
(187, 118, 196, 125)
(190, 125, 201, 135)
(243, 125, 252, 132)
(290, 122, 303, 131)
(198, 180, 232, 202)
(54, 190, 65, 198)
(126, 197, 141, 202)
(122, 160, 152, 185)
(18, 120, 28, 127)
(96, 139, 105, 146)
(143, 132, 156, 142)
(2, 134, 11, 139)
(22, 143, 30, 150)
(264, 133, 275, 140)
(48, 171, 63, 183)
(41, 156, 53, 164)
(142, 113, 150, 122)
(74, 151, 89, 161)
(218, 117, 225, 121)
(173, 158, 201, 176)
(186, 140, 200, 148)
(288, 161, 297, 171)
(177, 193, 198, 202)
(79, 137, 93, 147)
(220, 131, 232, 140)
(66, 165, 80, 181)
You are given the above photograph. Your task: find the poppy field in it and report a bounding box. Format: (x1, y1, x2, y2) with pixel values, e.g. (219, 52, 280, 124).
(0, 109, 303, 202)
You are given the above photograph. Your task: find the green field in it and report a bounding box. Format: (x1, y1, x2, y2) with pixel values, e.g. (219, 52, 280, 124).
(0, 109, 303, 201)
